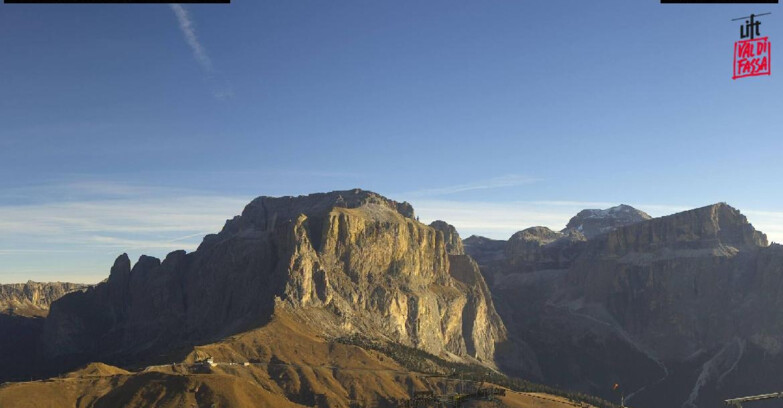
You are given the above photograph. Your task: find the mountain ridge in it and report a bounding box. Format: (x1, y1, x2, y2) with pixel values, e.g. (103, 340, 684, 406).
(564, 204, 652, 239)
(2, 194, 779, 408)
(41, 189, 506, 375)
(466, 202, 780, 408)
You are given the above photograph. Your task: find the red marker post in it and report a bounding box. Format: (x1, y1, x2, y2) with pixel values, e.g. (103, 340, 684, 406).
(612, 383, 625, 407)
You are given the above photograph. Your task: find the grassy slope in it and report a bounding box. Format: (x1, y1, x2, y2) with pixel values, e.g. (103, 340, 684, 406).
(0, 311, 612, 408)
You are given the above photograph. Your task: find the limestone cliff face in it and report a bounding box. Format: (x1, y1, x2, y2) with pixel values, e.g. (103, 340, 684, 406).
(578, 203, 766, 258)
(42, 190, 505, 368)
(275, 205, 505, 362)
(563, 204, 770, 361)
(429, 220, 465, 255)
(0, 281, 88, 316)
(468, 203, 780, 408)
(446, 254, 505, 360)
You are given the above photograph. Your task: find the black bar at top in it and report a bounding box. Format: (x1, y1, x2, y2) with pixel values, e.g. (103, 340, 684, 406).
(662, 0, 777, 3)
(4, 0, 229, 3)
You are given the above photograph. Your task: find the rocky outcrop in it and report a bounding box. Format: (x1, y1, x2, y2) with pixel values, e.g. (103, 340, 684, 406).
(0, 281, 88, 316)
(429, 220, 465, 255)
(470, 203, 779, 408)
(505, 227, 564, 257)
(463, 235, 505, 265)
(564, 204, 651, 238)
(503, 227, 586, 272)
(42, 189, 505, 369)
(446, 254, 505, 360)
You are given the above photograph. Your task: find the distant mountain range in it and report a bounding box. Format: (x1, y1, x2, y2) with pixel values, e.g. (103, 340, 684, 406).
(0, 190, 779, 408)
(466, 202, 778, 408)
(0, 281, 88, 317)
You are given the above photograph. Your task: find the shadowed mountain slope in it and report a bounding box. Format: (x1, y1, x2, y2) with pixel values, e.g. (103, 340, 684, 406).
(468, 203, 781, 408)
(0, 282, 89, 383)
(0, 308, 612, 408)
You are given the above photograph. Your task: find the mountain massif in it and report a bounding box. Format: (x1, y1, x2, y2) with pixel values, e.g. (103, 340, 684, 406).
(1, 191, 780, 408)
(1, 190, 539, 408)
(467, 202, 781, 408)
(42, 190, 505, 369)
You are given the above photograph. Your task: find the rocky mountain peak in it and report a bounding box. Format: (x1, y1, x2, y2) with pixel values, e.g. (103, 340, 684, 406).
(574, 202, 768, 261)
(241, 188, 414, 226)
(43, 190, 505, 370)
(463, 235, 496, 245)
(200, 189, 415, 251)
(107, 253, 131, 283)
(564, 204, 651, 238)
(502, 227, 586, 270)
(509, 226, 563, 245)
(481, 202, 777, 408)
(429, 220, 465, 255)
(659, 202, 767, 247)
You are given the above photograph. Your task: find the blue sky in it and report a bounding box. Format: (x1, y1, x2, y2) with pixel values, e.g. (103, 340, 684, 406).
(0, 1, 781, 283)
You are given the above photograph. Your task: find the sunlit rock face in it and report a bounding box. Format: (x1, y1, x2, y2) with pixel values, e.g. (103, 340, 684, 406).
(469, 203, 779, 408)
(0, 281, 88, 316)
(43, 189, 505, 369)
(430, 220, 465, 255)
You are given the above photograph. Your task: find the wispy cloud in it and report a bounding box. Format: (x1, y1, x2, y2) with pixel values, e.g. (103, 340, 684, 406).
(0, 196, 250, 244)
(0, 249, 83, 255)
(169, 5, 233, 100)
(403, 174, 538, 197)
(170, 5, 213, 72)
(0, 182, 252, 283)
(4, 181, 783, 283)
